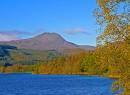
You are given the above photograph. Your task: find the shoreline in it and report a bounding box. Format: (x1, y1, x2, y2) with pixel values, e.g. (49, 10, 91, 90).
(0, 72, 119, 80)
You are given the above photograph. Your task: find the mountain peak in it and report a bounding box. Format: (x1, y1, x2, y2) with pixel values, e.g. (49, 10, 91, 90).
(0, 32, 95, 52)
(36, 32, 61, 37)
(33, 32, 65, 42)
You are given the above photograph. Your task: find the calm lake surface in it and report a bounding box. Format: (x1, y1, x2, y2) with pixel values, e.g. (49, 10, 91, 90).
(0, 74, 115, 95)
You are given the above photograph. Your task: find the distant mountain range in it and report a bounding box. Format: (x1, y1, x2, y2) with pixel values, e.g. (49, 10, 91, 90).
(0, 33, 95, 52)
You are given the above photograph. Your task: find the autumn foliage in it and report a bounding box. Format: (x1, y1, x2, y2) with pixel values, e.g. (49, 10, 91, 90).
(95, 0, 130, 94)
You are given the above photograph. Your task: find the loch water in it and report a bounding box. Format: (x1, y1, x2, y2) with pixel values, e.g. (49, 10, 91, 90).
(0, 74, 115, 95)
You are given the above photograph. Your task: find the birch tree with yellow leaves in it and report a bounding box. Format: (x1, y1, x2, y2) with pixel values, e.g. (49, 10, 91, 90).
(95, 0, 130, 94)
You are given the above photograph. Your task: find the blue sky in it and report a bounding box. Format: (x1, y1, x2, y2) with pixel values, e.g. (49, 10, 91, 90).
(0, 0, 98, 46)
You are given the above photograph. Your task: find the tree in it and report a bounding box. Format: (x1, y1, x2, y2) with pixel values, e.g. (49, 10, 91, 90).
(95, 0, 130, 94)
(95, 0, 130, 45)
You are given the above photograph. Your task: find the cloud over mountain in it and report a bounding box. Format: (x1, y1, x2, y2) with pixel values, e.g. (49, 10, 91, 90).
(0, 30, 32, 41)
(0, 34, 18, 41)
(65, 28, 90, 35)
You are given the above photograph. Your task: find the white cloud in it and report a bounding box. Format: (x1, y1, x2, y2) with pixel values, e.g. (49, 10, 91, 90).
(65, 28, 90, 35)
(0, 34, 18, 41)
(0, 30, 33, 41)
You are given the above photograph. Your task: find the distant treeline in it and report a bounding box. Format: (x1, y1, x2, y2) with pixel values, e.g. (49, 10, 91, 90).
(0, 51, 96, 75)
